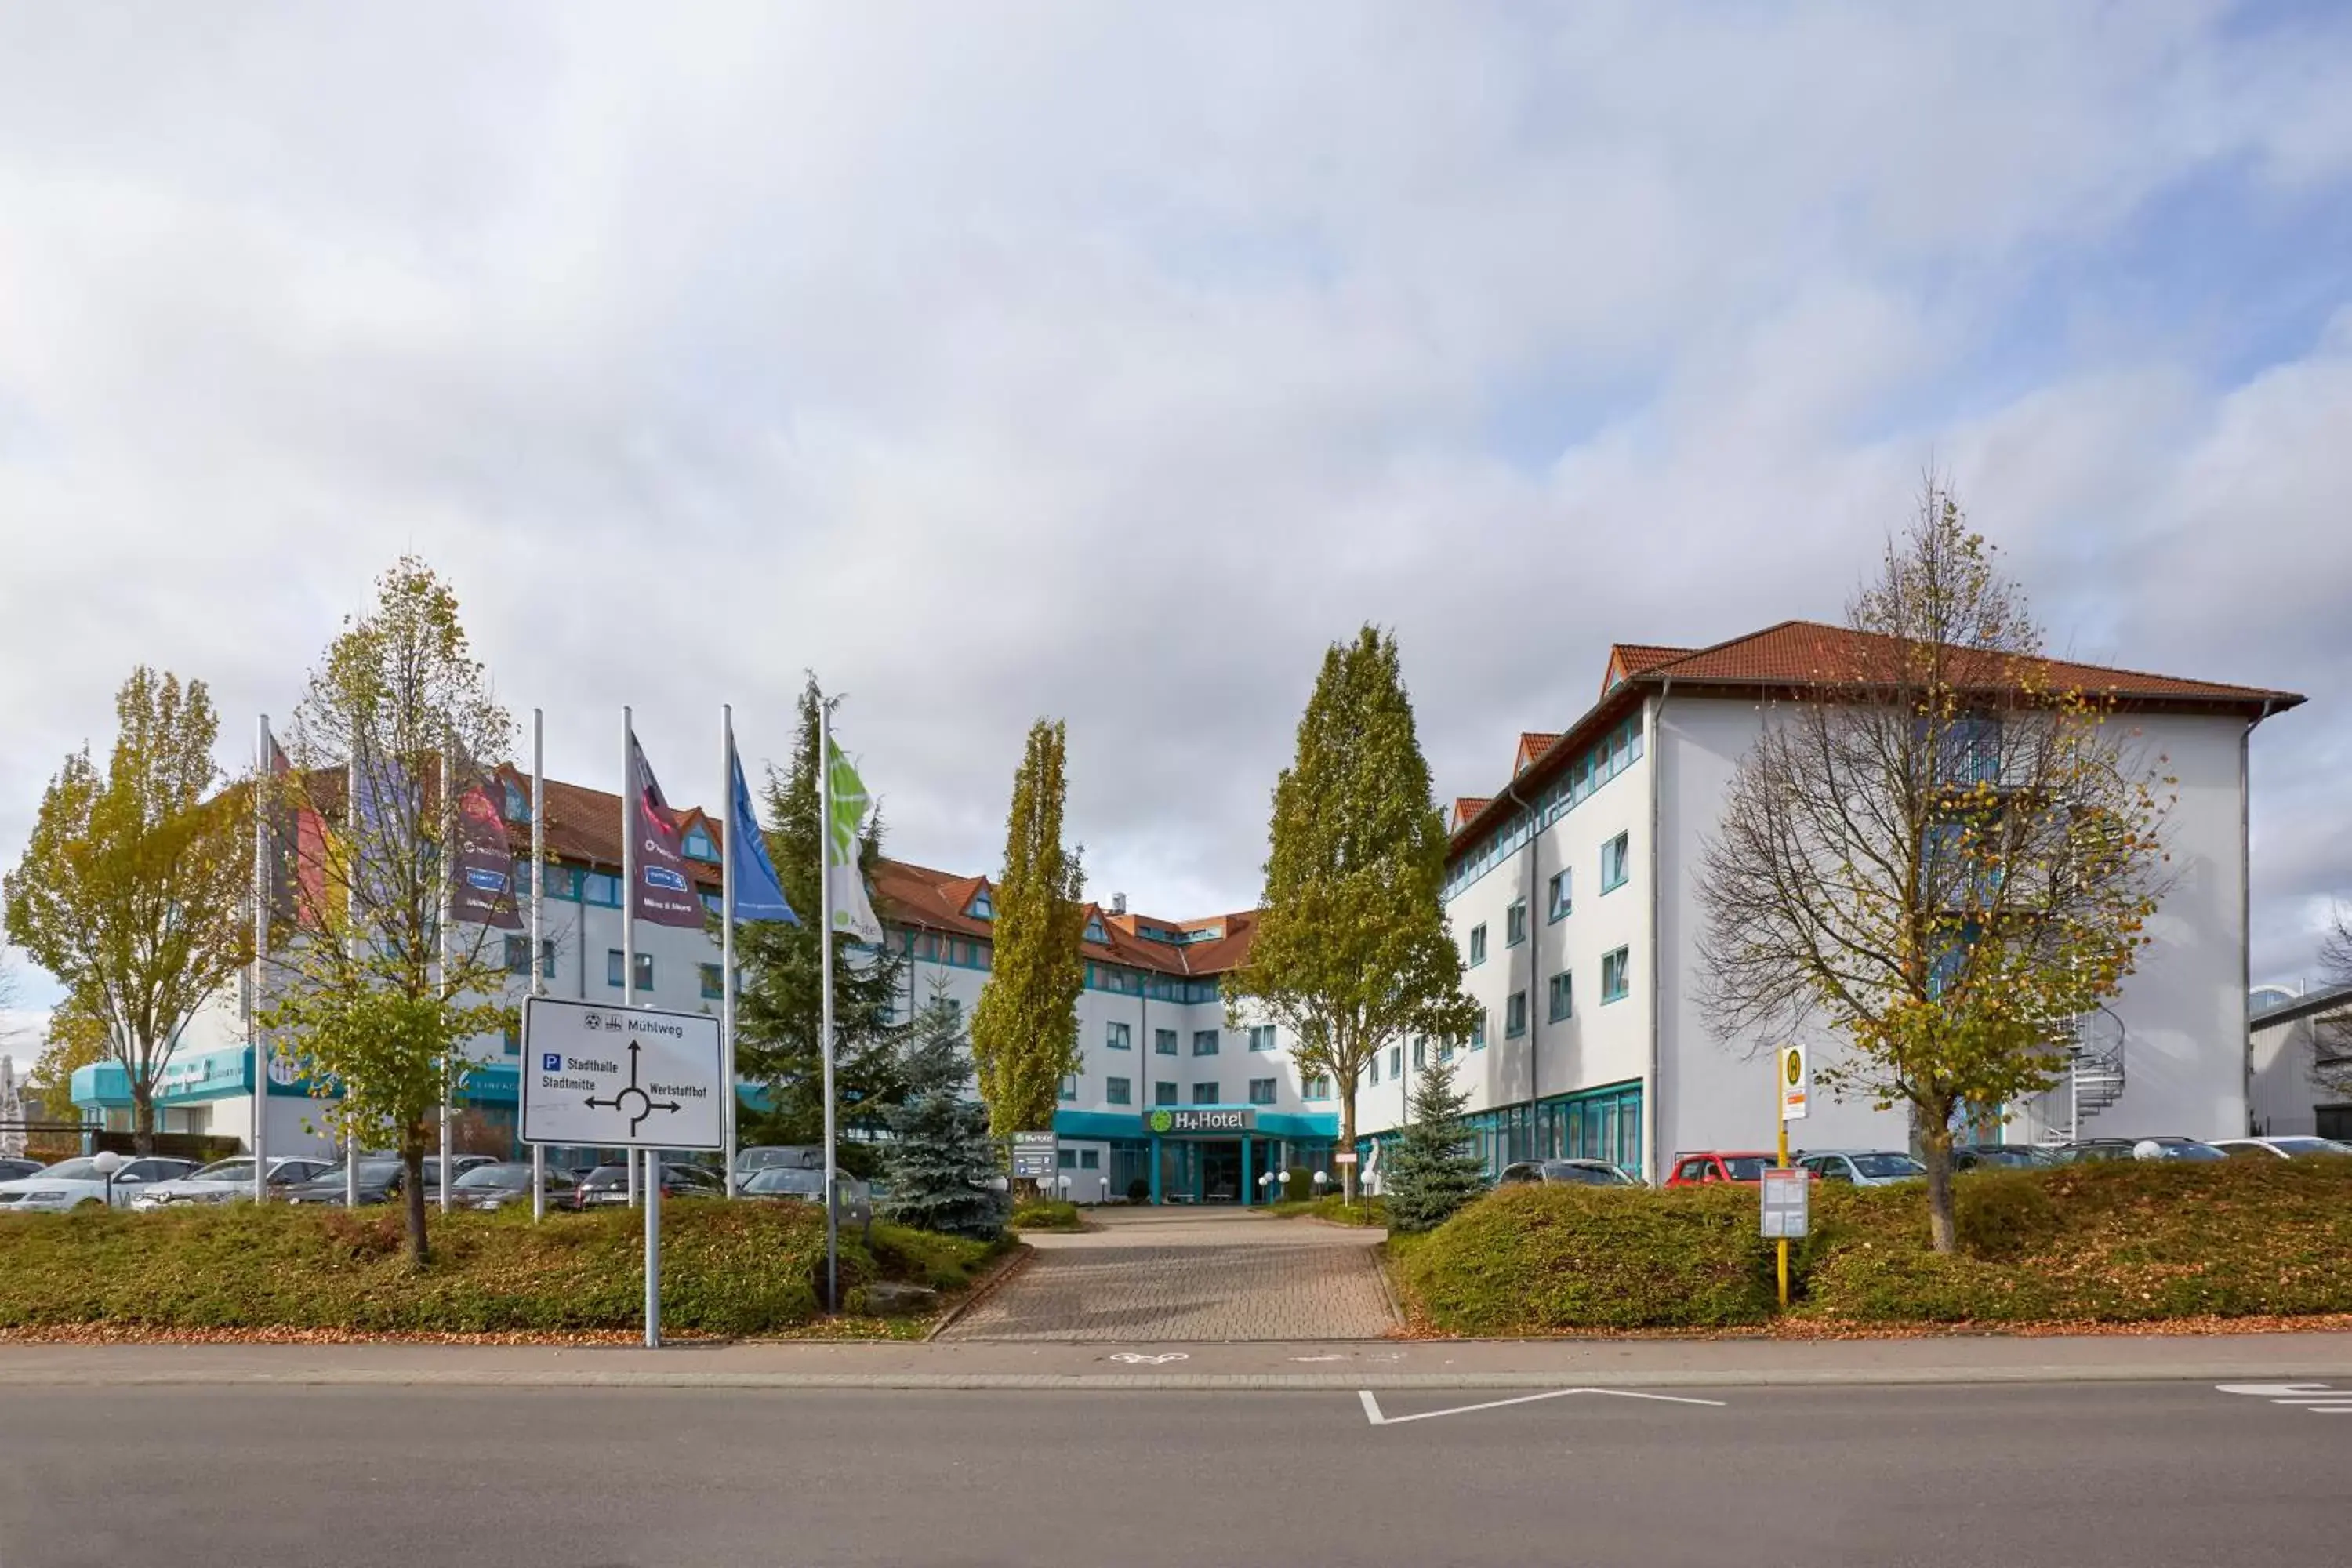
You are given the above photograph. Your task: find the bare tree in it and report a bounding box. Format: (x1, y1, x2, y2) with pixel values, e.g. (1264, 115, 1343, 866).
(1698, 483, 2175, 1252)
(2314, 906, 2352, 1102)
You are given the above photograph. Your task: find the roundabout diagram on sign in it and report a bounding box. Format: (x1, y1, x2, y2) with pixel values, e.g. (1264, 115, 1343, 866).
(584, 1041, 684, 1137)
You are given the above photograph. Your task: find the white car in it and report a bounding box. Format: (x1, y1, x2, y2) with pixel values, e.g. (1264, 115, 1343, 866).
(2211, 1137, 2352, 1160)
(129, 1155, 335, 1209)
(0, 1156, 200, 1212)
(1797, 1149, 1928, 1186)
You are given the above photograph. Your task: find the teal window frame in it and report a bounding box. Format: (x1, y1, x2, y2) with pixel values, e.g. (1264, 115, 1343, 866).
(699, 963, 724, 1000)
(1247, 1025, 1276, 1052)
(1468, 924, 1488, 966)
(681, 826, 717, 863)
(1154, 1029, 1178, 1056)
(1506, 898, 1527, 946)
(1105, 1076, 1131, 1106)
(1247, 1077, 1276, 1105)
(967, 887, 994, 919)
(1601, 946, 1630, 1004)
(583, 871, 621, 908)
(1106, 1021, 1131, 1051)
(1058, 1072, 1080, 1102)
(1192, 1082, 1219, 1105)
(1153, 1081, 1178, 1106)
(1303, 1073, 1332, 1101)
(1471, 1014, 1487, 1050)
(1548, 869, 1572, 922)
(1192, 1029, 1219, 1057)
(1601, 833, 1630, 894)
(1548, 971, 1573, 1022)
(1505, 991, 1528, 1038)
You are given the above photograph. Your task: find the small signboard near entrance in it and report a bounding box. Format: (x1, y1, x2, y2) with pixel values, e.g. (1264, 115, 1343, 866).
(1759, 1166, 1809, 1239)
(1011, 1131, 1058, 1180)
(520, 996, 723, 1150)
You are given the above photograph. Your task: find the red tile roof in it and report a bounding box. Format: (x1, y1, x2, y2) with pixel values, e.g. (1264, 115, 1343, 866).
(1451, 796, 1492, 830)
(1514, 732, 1561, 774)
(1449, 620, 2304, 855)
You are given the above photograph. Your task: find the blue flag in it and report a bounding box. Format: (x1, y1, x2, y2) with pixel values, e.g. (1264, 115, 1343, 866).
(729, 745, 797, 924)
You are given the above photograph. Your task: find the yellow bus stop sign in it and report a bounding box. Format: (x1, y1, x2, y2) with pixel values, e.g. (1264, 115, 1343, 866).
(1780, 1044, 1809, 1122)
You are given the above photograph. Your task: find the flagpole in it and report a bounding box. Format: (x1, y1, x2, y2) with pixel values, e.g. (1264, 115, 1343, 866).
(622, 706, 639, 1210)
(437, 735, 454, 1214)
(721, 704, 738, 1200)
(530, 709, 546, 1224)
(345, 750, 359, 1210)
(252, 715, 270, 1204)
(818, 694, 840, 1313)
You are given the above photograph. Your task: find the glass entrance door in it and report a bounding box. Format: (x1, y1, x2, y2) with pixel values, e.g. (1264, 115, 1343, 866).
(1199, 1140, 1243, 1203)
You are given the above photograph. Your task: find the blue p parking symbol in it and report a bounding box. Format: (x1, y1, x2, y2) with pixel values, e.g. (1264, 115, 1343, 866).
(542, 1053, 562, 1073)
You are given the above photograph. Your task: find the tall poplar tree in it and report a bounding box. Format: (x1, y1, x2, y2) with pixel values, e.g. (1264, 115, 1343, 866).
(970, 719, 1086, 1146)
(5, 667, 252, 1154)
(731, 681, 906, 1167)
(1229, 627, 1478, 1200)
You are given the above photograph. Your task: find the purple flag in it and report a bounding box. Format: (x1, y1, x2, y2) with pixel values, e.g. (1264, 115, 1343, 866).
(627, 732, 706, 928)
(451, 771, 522, 931)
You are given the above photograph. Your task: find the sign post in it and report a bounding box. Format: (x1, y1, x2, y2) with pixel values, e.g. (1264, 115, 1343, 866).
(1011, 1131, 1058, 1185)
(1772, 1044, 1809, 1308)
(521, 996, 724, 1347)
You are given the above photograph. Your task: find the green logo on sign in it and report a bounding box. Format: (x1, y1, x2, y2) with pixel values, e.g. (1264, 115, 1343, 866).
(1148, 1109, 1174, 1134)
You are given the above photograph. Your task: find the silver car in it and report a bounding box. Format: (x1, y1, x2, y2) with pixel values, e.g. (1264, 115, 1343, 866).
(131, 1156, 334, 1210)
(1798, 1150, 1926, 1186)
(740, 1165, 873, 1242)
(0, 1156, 200, 1212)
(2211, 1137, 2352, 1160)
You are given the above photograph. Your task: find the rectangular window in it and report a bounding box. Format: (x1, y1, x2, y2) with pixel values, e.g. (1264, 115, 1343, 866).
(501, 1023, 520, 1056)
(1601, 833, 1630, 894)
(1388, 1044, 1403, 1078)
(1192, 1082, 1219, 1105)
(1105, 1076, 1131, 1105)
(1080, 1149, 1099, 1170)
(1106, 1021, 1131, 1051)
(1506, 898, 1527, 946)
(1602, 946, 1631, 1004)
(582, 871, 620, 907)
(1548, 971, 1573, 1022)
(1468, 924, 1488, 966)
(1548, 869, 1572, 922)
(1505, 991, 1528, 1037)
(1154, 1080, 1178, 1106)
(1471, 1014, 1487, 1051)
(1058, 1148, 1076, 1169)
(1369, 1054, 1381, 1086)
(1192, 1029, 1219, 1056)
(1154, 1028, 1178, 1055)
(1248, 1077, 1276, 1105)
(540, 864, 578, 902)
(1058, 1073, 1079, 1102)
(1413, 1037, 1426, 1069)
(1303, 1074, 1331, 1100)
(605, 949, 624, 988)
(699, 963, 723, 1000)
(635, 953, 653, 992)
(504, 935, 531, 974)
(1247, 1025, 1277, 1052)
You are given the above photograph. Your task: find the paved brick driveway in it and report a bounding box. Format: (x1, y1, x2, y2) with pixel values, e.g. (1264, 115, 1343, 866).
(939, 1207, 1397, 1342)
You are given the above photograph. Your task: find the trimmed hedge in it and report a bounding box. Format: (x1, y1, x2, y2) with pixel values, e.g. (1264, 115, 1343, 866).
(0, 1200, 854, 1335)
(1006, 1198, 1083, 1232)
(1397, 1183, 1777, 1331)
(1392, 1158, 2352, 1334)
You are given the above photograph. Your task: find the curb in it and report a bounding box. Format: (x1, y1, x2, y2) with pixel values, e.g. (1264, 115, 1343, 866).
(924, 1243, 1035, 1341)
(5, 1360, 2351, 1392)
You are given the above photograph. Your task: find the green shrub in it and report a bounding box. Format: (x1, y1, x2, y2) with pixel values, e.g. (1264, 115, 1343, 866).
(867, 1221, 1011, 1292)
(1006, 1198, 1083, 1232)
(0, 1200, 855, 1335)
(1397, 1184, 1777, 1332)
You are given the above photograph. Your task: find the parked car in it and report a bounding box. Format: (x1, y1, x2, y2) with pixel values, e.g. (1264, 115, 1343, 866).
(0, 1156, 199, 1212)
(739, 1164, 873, 1241)
(2055, 1136, 2227, 1163)
(733, 1145, 825, 1181)
(571, 1162, 724, 1209)
(1950, 1143, 2058, 1171)
(1664, 1151, 1802, 1186)
(283, 1157, 424, 1206)
(1496, 1159, 1639, 1188)
(445, 1161, 579, 1211)
(1797, 1150, 1926, 1186)
(130, 1156, 334, 1209)
(0, 1158, 45, 1183)
(2210, 1137, 2352, 1160)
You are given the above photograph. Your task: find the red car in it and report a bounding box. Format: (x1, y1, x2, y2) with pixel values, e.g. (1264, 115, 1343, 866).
(1664, 1151, 1812, 1187)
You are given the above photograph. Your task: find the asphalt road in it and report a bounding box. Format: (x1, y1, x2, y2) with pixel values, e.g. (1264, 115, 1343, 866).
(0, 1381, 2339, 1567)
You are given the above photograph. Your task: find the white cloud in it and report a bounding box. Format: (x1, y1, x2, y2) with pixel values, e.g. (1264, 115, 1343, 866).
(0, 1, 2348, 981)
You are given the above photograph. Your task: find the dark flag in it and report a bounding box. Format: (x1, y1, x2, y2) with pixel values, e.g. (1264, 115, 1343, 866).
(450, 770, 523, 931)
(626, 731, 706, 928)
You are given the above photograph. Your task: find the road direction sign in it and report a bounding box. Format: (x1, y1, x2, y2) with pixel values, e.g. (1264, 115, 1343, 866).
(1780, 1044, 1809, 1122)
(521, 996, 724, 1151)
(1759, 1166, 1809, 1239)
(1011, 1131, 1058, 1180)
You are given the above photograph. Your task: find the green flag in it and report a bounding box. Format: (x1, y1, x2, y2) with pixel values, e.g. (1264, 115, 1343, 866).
(825, 735, 884, 943)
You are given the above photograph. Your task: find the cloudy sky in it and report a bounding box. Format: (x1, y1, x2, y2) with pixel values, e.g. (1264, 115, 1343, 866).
(3, 2, 2350, 1039)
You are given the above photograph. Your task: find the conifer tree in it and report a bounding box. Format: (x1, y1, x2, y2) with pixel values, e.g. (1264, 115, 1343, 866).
(732, 681, 907, 1171)
(969, 719, 1086, 1144)
(1228, 627, 1479, 1200)
(881, 979, 1007, 1240)
(1382, 1055, 1487, 1232)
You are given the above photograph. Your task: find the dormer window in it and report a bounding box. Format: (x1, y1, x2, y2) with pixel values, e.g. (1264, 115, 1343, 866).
(682, 826, 718, 863)
(502, 780, 528, 822)
(1084, 915, 1107, 944)
(966, 887, 994, 920)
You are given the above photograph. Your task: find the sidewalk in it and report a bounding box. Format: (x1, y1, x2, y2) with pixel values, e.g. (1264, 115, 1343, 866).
(5, 1330, 2352, 1391)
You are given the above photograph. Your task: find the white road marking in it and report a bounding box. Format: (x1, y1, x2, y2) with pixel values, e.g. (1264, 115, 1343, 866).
(2214, 1381, 2352, 1413)
(1290, 1355, 1346, 1363)
(1359, 1387, 1727, 1426)
(1106, 1352, 1189, 1365)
